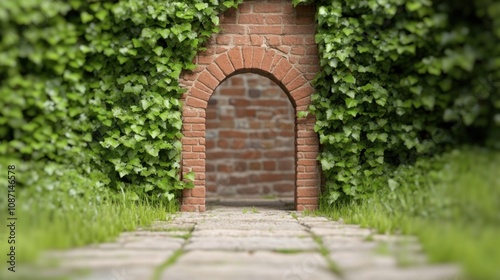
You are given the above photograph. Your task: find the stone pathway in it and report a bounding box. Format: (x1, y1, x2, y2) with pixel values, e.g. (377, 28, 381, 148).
(24, 200, 461, 280)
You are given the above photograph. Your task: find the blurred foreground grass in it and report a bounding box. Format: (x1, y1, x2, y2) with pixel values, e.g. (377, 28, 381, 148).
(0, 159, 178, 268)
(319, 147, 500, 280)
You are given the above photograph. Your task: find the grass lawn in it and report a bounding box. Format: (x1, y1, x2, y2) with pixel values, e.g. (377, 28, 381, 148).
(318, 147, 500, 280)
(0, 159, 178, 268)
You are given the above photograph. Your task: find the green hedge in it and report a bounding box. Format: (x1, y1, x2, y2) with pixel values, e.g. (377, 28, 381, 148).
(1, 0, 499, 203)
(294, 0, 500, 203)
(0, 0, 241, 200)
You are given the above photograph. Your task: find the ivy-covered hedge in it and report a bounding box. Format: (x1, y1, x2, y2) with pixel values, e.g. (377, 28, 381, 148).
(2, 0, 499, 204)
(294, 0, 500, 203)
(0, 0, 241, 200)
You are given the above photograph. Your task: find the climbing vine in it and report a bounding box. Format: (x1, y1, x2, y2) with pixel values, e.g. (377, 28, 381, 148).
(1, 0, 499, 203)
(294, 0, 500, 203)
(0, 0, 242, 200)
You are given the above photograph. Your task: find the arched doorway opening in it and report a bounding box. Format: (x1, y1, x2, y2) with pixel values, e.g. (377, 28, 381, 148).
(205, 73, 295, 209)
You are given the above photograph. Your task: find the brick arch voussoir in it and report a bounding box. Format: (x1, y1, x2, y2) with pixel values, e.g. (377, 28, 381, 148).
(187, 46, 314, 110)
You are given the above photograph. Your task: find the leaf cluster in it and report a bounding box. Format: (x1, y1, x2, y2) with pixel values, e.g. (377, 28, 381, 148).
(303, 0, 500, 203)
(0, 0, 241, 200)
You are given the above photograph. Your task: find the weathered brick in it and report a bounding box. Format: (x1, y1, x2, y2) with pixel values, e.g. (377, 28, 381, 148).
(273, 58, 293, 80)
(250, 35, 264, 46)
(215, 54, 235, 75)
(297, 145, 318, 152)
(232, 35, 249, 45)
(285, 75, 308, 92)
(227, 47, 243, 70)
(186, 97, 207, 109)
(184, 159, 204, 167)
(297, 179, 320, 187)
(191, 124, 205, 131)
(191, 87, 211, 101)
(198, 71, 219, 90)
(206, 63, 225, 81)
(221, 24, 245, 34)
(183, 153, 199, 159)
(192, 145, 206, 152)
(265, 35, 281, 46)
(269, 54, 283, 73)
(183, 197, 206, 205)
(291, 85, 314, 101)
(291, 46, 306, 55)
(297, 159, 318, 166)
(184, 131, 204, 137)
(265, 15, 283, 25)
(283, 25, 315, 35)
(216, 35, 232, 45)
(253, 3, 282, 13)
(239, 14, 265, 24)
(183, 117, 205, 124)
(296, 187, 319, 197)
(249, 25, 282, 35)
(282, 36, 305, 45)
(221, 8, 237, 24)
(180, 205, 197, 212)
(239, 3, 252, 13)
(242, 46, 253, 69)
(261, 50, 276, 72)
(182, 138, 201, 145)
(296, 197, 319, 205)
(297, 172, 318, 179)
(252, 47, 265, 68)
(295, 95, 311, 107)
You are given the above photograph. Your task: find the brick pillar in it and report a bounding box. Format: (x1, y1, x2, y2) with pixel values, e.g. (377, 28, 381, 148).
(179, 0, 320, 212)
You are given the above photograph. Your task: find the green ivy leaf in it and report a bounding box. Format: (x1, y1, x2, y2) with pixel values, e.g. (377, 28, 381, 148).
(184, 171, 195, 181)
(388, 179, 399, 191)
(144, 144, 159, 157)
(343, 74, 356, 84)
(345, 98, 358, 108)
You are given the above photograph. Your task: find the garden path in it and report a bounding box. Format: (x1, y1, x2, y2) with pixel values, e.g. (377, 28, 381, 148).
(30, 199, 460, 280)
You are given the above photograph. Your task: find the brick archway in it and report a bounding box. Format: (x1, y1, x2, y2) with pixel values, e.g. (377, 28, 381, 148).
(179, 1, 320, 212)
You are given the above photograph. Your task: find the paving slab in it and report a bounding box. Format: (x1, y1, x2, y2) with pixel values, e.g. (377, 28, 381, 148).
(322, 237, 379, 252)
(163, 265, 339, 280)
(72, 266, 155, 280)
(344, 264, 461, 280)
(163, 251, 336, 280)
(310, 227, 373, 237)
(299, 221, 350, 228)
(195, 220, 305, 231)
(329, 251, 398, 270)
(45, 249, 175, 268)
(177, 250, 327, 266)
(185, 236, 318, 251)
(192, 229, 309, 237)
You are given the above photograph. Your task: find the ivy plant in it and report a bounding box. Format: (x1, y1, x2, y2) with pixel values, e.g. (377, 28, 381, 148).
(294, 0, 499, 203)
(0, 0, 242, 201)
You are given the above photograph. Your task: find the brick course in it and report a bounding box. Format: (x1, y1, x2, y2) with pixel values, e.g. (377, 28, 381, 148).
(180, 0, 320, 212)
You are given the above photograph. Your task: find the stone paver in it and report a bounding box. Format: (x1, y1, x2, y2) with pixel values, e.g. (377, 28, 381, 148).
(163, 251, 336, 280)
(185, 236, 318, 251)
(20, 199, 461, 280)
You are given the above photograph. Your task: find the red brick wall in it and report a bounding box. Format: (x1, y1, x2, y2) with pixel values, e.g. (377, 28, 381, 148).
(180, 0, 320, 212)
(206, 73, 295, 198)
